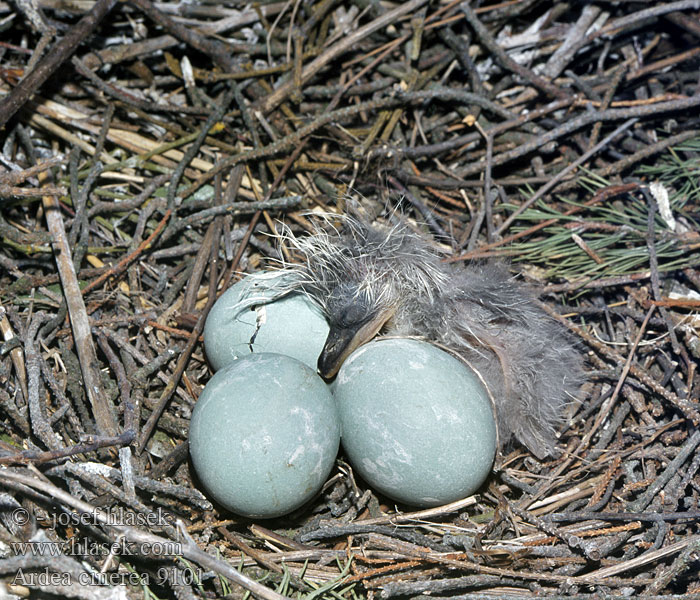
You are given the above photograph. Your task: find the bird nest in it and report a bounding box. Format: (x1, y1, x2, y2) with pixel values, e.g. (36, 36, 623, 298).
(1, 1, 699, 599)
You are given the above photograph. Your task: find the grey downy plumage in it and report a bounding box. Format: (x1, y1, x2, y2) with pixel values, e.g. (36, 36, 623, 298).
(271, 213, 583, 459)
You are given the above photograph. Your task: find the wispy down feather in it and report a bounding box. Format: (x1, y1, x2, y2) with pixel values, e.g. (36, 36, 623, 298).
(261, 213, 583, 458)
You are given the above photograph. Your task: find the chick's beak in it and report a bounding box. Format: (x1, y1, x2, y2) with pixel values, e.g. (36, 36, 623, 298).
(317, 307, 395, 379)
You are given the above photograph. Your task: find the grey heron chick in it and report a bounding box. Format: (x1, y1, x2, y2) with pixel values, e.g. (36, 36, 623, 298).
(277, 214, 582, 459)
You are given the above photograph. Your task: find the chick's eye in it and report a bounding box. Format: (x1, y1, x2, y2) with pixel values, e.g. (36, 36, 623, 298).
(336, 303, 371, 328)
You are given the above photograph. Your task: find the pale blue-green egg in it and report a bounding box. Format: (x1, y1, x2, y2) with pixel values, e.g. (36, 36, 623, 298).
(189, 353, 340, 518)
(203, 272, 329, 371)
(333, 338, 496, 507)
